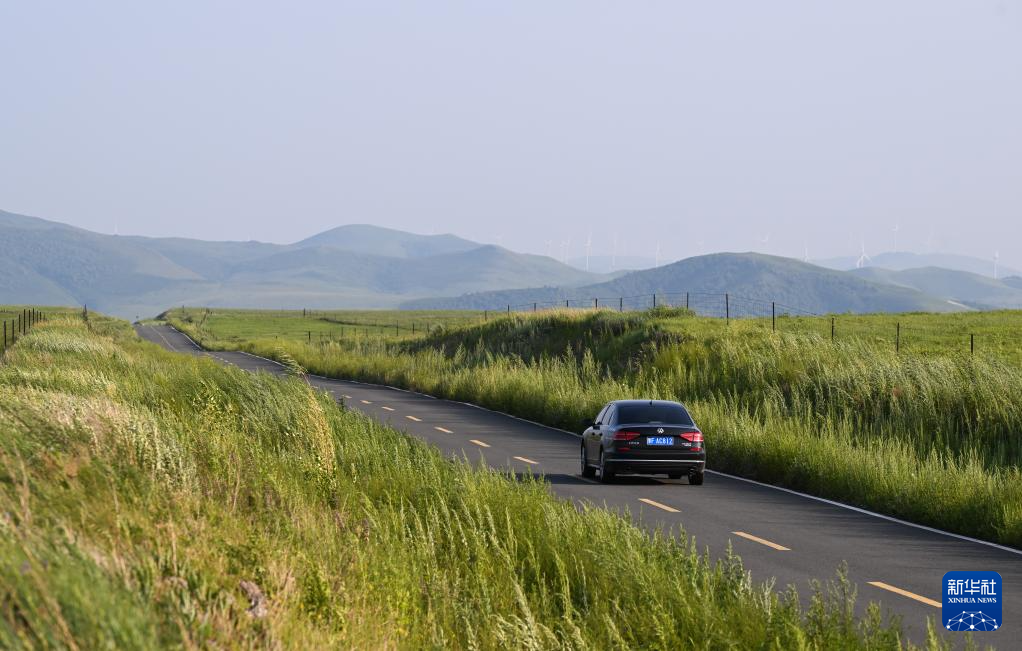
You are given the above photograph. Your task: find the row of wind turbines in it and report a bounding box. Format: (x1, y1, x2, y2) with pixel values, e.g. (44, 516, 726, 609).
(852, 221, 1001, 279)
(541, 233, 659, 272)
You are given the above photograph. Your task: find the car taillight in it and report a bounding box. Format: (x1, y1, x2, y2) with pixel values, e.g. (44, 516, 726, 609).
(681, 431, 703, 451)
(613, 431, 641, 441)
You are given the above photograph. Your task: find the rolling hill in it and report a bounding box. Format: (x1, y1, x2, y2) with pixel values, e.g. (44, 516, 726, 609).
(0, 210, 609, 317)
(850, 266, 1022, 309)
(403, 253, 963, 314)
(296, 224, 480, 259)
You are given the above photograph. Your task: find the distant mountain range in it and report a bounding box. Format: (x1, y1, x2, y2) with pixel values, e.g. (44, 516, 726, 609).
(817, 251, 1019, 278)
(3, 209, 1021, 318)
(0, 210, 610, 318)
(404, 253, 966, 314)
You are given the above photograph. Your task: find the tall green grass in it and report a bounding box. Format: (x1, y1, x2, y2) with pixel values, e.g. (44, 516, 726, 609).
(0, 315, 942, 648)
(169, 309, 1022, 547)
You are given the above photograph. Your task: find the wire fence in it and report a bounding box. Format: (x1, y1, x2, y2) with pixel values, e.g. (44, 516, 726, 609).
(492, 292, 818, 321)
(1, 308, 47, 354)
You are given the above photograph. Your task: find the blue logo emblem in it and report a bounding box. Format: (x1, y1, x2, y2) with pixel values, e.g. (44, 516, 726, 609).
(942, 571, 1001, 632)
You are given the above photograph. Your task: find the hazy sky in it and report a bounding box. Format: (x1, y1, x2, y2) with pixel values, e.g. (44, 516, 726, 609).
(2, 2, 1019, 267)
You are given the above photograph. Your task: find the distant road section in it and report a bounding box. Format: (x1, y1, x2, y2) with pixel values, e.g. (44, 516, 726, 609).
(138, 323, 1021, 645)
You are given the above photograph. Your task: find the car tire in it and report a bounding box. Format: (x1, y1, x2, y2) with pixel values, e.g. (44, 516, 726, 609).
(599, 449, 615, 484)
(689, 470, 704, 485)
(667, 471, 683, 480)
(580, 445, 596, 478)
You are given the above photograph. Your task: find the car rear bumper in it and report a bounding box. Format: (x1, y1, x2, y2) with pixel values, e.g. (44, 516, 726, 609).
(605, 456, 705, 474)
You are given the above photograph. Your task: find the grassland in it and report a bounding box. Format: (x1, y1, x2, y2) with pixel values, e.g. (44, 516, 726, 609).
(163, 307, 486, 343)
(1, 311, 942, 648)
(166, 306, 1022, 548)
(167, 306, 1022, 364)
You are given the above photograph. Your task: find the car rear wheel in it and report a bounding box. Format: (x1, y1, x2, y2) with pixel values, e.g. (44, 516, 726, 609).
(599, 449, 615, 483)
(689, 470, 704, 485)
(580, 444, 596, 478)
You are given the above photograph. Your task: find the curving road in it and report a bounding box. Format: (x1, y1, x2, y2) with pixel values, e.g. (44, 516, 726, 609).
(137, 323, 1019, 646)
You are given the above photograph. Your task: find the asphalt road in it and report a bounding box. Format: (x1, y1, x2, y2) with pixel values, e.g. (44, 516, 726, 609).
(138, 323, 1021, 646)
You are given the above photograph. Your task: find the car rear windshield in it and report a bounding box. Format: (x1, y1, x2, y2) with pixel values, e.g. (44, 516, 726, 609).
(617, 403, 693, 426)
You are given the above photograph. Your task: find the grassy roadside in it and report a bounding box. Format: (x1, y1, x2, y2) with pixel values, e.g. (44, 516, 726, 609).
(0, 314, 942, 648)
(166, 308, 1022, 548)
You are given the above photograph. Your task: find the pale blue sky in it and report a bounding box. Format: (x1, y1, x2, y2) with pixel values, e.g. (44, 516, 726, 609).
(2, 2, 1019, 267)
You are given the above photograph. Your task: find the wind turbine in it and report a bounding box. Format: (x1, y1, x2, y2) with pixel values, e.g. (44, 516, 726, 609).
(855, 239, 872, 269)
(584, 232, 593, 272)
(544, 239, 553, 258)
(994, 251, 1000, 279)
(654, 242, 662, 268)
(803, 241, 810, 263)
(759, 233, 771, 253)
(891, 222, 900, 251)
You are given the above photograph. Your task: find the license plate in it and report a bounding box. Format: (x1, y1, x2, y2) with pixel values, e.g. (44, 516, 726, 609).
(647, 436, 673, 446)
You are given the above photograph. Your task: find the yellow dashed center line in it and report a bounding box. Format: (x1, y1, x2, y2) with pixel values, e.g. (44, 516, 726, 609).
(637, 498, 680, 513)
(868, 582, 940, 608)
(731, 531, 790, 551)
(406, 415, 422, 422)
(360, 399, 372, 404)
(381, 406, 395, 412)
(514, 456, 539, 465)
(469, 439, 490, 448)
(434, 426, 453, 433)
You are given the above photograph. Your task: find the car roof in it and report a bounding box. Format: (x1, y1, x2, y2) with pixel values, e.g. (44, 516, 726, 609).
(613, 399, 685, 408)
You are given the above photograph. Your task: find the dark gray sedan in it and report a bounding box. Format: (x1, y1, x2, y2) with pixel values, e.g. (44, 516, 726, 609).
(581, 400, 705, 484)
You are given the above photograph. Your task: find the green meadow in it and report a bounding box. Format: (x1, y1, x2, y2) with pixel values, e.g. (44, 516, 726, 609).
(0, 311, 945, 648)
(167, 306, 1022, 548)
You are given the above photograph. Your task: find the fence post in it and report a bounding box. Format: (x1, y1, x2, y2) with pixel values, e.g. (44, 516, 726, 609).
(652, 294, 656, 308)
(686, 292, 689, 310)
(3, 321, 6, 350)
(566, 299, 570, 308)
(594, 298, 598, 309)
(971, 333, 975, 355)
(772, 302, 775, 332)
(896, 322, 900, 353)
(308, 331, 311, 342)
(484, 310, 488, 322)
(831, 317, 835, 342)
(533, 302, 537, 312)
(725, 294, 730, 323)
(507, 304, 511, 316)
(395, 324, 399, 336)
(619, 297, 623, 312)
